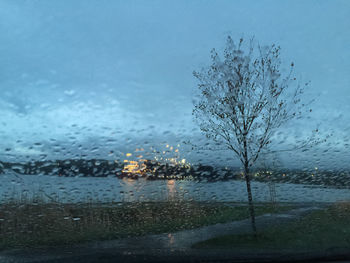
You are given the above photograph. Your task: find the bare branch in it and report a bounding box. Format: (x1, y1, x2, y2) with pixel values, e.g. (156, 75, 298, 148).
(193, 36, 319, 170)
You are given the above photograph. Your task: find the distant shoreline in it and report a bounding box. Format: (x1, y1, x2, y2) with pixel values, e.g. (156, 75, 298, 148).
(1, 159, 350, 188)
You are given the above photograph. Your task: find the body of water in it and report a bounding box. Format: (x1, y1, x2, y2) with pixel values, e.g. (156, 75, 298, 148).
(1, 172, 350, 203)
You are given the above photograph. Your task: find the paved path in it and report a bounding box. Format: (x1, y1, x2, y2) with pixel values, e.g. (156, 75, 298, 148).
(0, 205, 333, 263)
(80, 205, 324, 251)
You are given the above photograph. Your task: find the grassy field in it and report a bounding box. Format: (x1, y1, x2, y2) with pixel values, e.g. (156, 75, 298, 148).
(193, 202, 350, 251)
(0, 201, 290, 250)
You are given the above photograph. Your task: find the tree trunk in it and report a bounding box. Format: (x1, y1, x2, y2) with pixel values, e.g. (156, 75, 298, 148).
(244, 163, 257, 237)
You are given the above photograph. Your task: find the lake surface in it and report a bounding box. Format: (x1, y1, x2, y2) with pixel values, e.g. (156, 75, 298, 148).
(1, 172, 350, 203)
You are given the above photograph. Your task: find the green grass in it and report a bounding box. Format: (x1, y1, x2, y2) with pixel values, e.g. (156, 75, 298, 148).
(193, 202, 350, 251)
(0, 201, 290, 250)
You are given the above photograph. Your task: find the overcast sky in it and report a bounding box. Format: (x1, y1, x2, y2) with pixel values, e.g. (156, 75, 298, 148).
(0, 0, 349, 167)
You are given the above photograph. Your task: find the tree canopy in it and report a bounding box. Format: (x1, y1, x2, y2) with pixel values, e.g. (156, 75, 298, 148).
(193, 36, 309, 168)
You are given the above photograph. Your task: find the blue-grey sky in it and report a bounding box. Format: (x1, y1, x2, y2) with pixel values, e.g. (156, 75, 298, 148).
(0, 0, 349, 167)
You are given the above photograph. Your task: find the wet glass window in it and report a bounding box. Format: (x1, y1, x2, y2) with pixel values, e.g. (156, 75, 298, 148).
(0, 1, 350, 262)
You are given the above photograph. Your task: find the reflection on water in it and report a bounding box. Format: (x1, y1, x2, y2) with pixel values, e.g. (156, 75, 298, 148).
(167, 179, 176, 201)
(168, 233, 175, 246)
(1, 172, 350, 203)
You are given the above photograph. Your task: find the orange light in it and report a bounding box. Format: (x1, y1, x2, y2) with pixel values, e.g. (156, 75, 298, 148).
(122, 160, 146, 175)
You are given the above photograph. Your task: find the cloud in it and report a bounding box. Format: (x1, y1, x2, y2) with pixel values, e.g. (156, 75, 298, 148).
(0, 0, 349, 168)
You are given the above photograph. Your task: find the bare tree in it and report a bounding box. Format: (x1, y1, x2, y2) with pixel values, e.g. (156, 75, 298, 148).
(192, 36, 317, 236)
